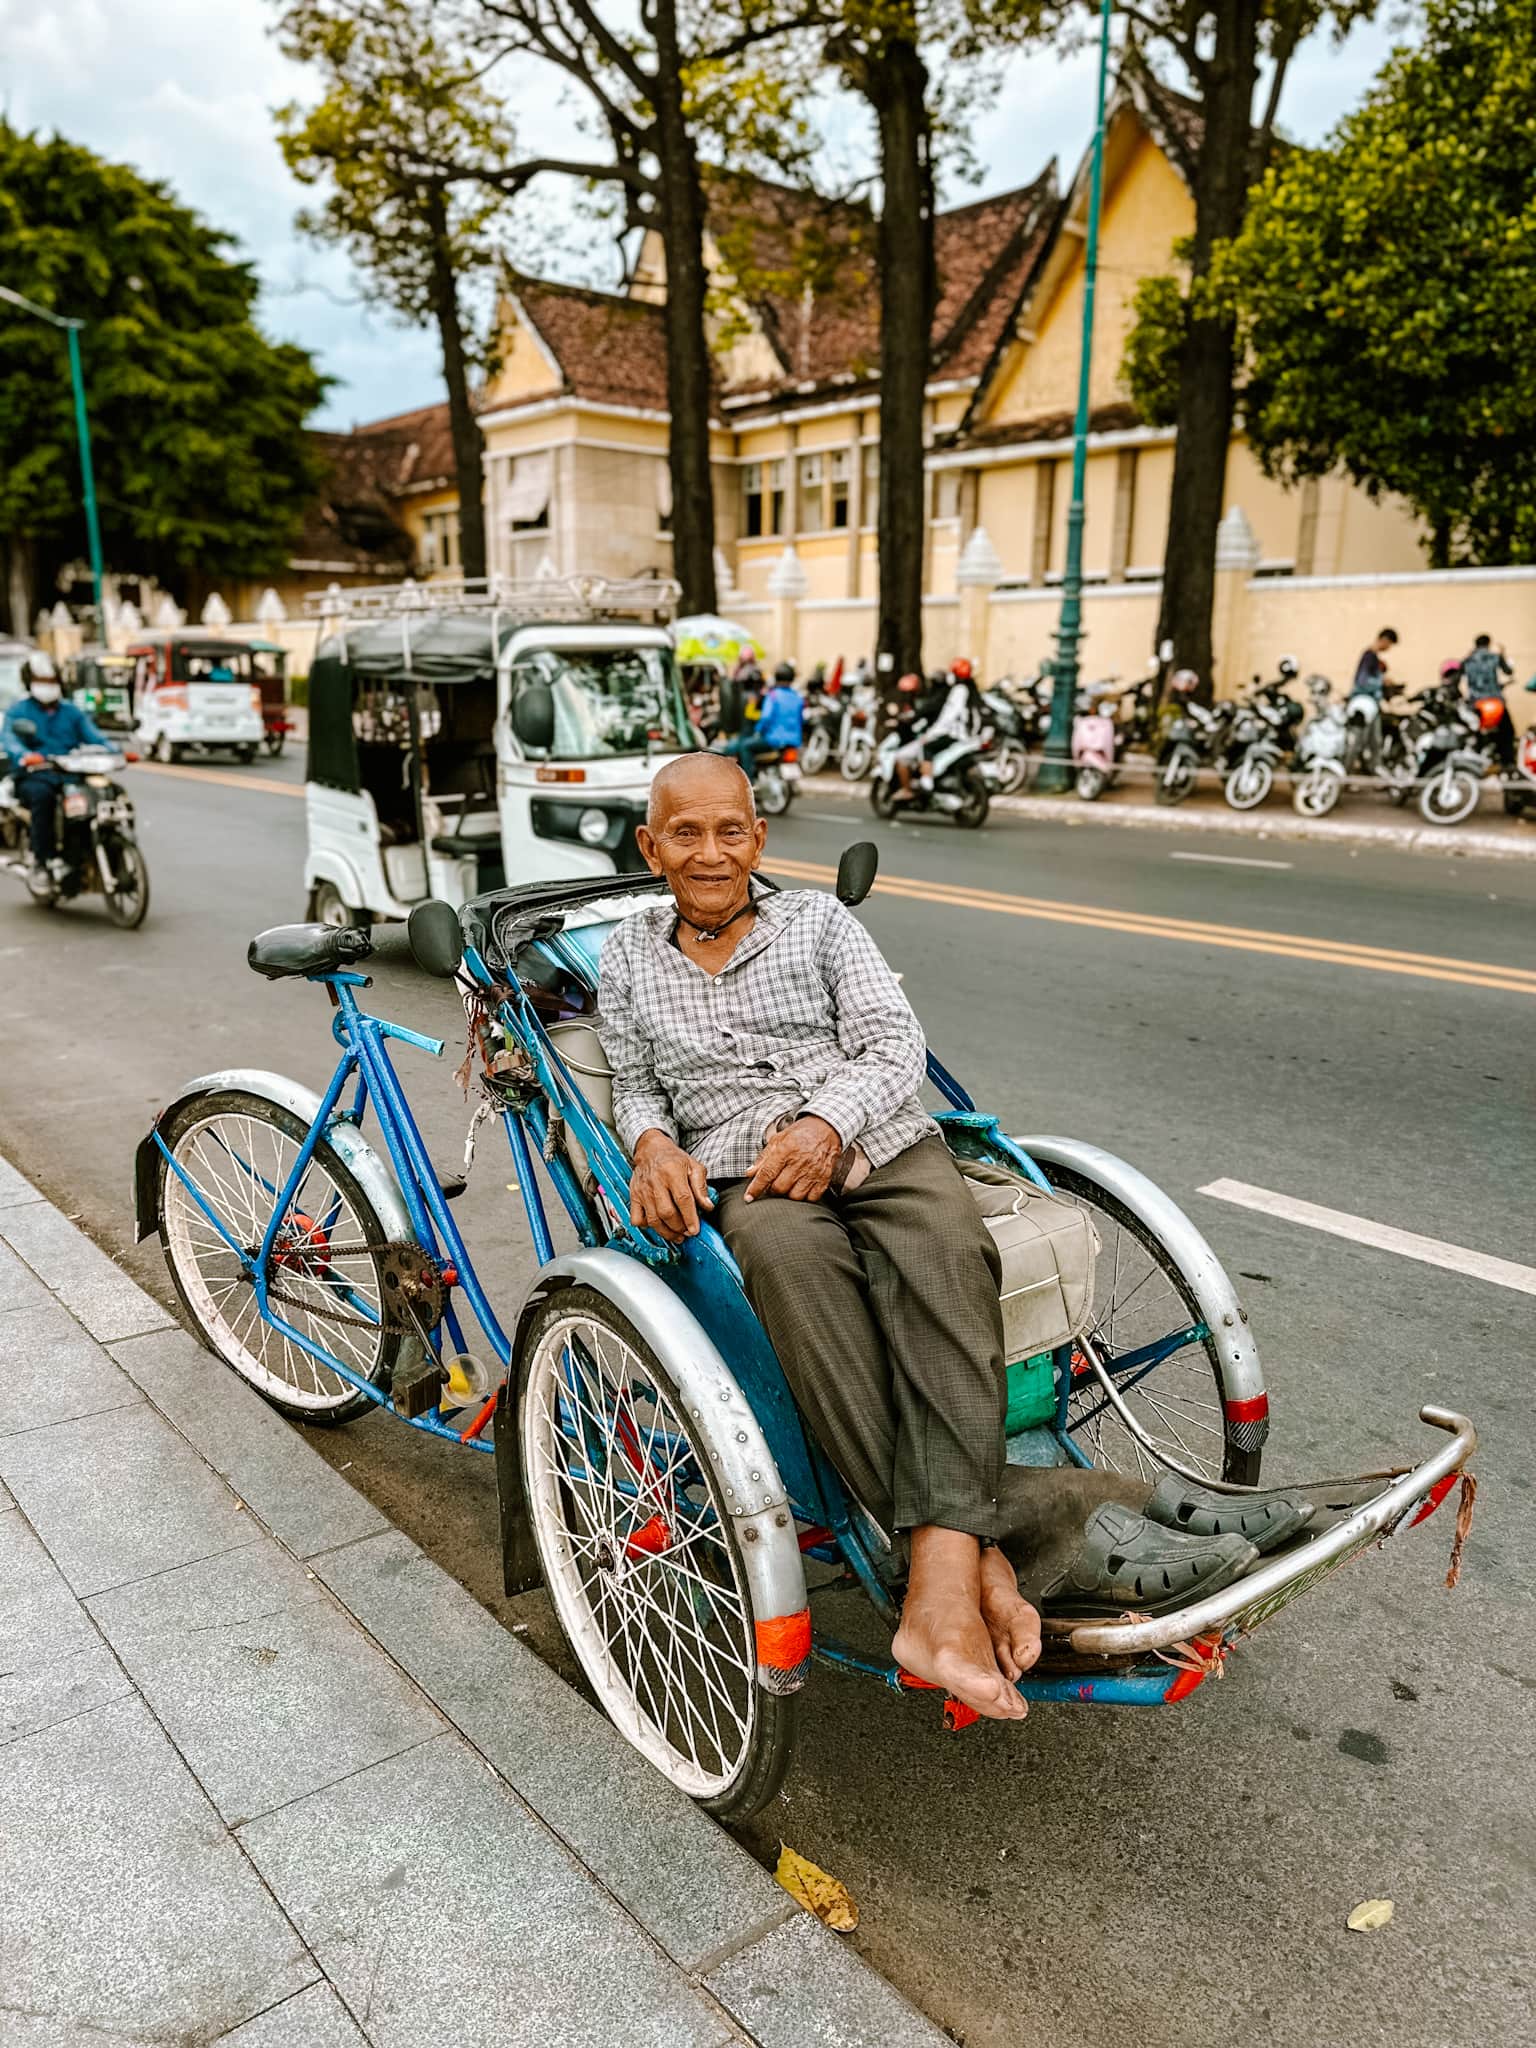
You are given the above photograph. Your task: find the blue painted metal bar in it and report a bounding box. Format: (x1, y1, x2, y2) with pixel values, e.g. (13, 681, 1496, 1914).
(812, 1636, 1186, 1707)
(925, 1051, 975, 1112)
(153, 1130, 251, 1262)
(254, 1046, 358, 1287)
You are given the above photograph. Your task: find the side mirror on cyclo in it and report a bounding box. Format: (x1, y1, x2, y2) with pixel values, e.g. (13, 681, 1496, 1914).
(716, 676, 746, 737)
(836, 841, 879, 907)
(408, 899, 464, 980)
(512, 684, 556, 754)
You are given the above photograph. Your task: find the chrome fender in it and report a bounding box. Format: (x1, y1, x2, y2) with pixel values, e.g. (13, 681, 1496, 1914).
(134, 1067, 414, 1246)
(510, 1248, 809, 1686)
(1017, 1135, 1267, 1431)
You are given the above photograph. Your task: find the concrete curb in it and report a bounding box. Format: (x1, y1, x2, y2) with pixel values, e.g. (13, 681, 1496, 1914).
(801, 773, 1535, 862)
(0, 1153, 946, 2048)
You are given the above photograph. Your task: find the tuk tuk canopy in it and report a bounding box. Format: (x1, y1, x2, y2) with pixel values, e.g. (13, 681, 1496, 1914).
(308, 613, 510, 795)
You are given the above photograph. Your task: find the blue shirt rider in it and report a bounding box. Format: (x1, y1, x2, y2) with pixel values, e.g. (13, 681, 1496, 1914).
(2, 652, 108, 873)
(728, 661, 804, 779)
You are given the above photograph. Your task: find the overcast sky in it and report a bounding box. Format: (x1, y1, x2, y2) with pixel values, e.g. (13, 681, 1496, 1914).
(0, 0, 1409, 430)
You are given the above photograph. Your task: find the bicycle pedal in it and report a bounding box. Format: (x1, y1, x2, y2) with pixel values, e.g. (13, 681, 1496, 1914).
(437, 1174, 467, 1202)
(391, 1352, 448, 1419)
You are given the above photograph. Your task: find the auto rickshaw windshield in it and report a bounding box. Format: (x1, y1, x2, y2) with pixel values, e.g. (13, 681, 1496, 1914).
(513, 645, 693, 760)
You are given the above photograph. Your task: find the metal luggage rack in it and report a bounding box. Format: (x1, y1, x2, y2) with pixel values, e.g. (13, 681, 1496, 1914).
(303, 574, 682, 625)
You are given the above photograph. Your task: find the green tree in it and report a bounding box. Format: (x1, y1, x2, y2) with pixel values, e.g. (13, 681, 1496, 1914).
(1213, 0, 1536, 566)
(1086, 6, 1381, 686)
(0, 121, 324, 636)
(276, 0, 527, 582)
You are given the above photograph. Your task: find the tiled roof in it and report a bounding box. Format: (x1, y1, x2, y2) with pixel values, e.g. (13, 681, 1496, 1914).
(707, 170, 1057, 404)
(511, 278, 672, 412)
(1125, 51, 1205, 185)
(350, 401, 456, 494)
(956, 400, 1144, 451)
(293, 430, 419, 572)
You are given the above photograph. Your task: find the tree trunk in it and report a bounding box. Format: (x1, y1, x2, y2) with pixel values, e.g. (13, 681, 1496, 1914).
(865, 33, 935, 683)
(424, 187, 487, 583)
(1156, 0, 1261, 692)
(651, 0, 718, 616)
(3, 536, 33, 640)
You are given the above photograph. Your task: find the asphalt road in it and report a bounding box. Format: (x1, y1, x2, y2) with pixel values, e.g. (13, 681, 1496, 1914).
(2, 757, 1532, 2048)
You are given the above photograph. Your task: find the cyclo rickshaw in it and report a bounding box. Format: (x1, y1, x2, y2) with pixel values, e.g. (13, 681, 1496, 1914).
(137, 851, 1477, 1821)
(302, 576, 697, 930)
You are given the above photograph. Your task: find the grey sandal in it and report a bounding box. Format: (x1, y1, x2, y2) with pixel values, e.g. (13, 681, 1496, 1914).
(1034, 1502, 1258, 1615)
(1144, 1476, 1315, 1556)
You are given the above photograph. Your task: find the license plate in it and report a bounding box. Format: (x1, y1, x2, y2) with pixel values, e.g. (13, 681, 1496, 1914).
(63, 791, 90, 819)
(782, 762, 802, 781)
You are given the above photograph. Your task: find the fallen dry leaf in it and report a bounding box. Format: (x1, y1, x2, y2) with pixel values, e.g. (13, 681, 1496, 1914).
(775, 1843, 859, 1932)
(1347, 1898, 1394, 1932)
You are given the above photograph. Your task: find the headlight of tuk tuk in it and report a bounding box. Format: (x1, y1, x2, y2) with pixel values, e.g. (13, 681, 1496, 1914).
(577, 807, 610, 846)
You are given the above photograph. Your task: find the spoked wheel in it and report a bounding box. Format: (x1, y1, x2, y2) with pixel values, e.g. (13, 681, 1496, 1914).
(102, 837, 150, 929)
(1043, 1165, 1262, 1486)
(154, 1090, 397, 1425)
(518, 1286, 796, 1819)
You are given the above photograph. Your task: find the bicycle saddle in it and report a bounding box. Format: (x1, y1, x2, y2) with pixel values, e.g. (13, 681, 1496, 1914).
(247, 923, 373, 980)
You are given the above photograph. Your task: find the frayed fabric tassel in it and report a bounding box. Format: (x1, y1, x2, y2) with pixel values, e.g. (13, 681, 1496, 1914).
(1445, 1472, 1478, 1590)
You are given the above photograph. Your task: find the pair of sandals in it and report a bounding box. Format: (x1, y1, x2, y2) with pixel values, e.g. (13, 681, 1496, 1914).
(1035, 1478, 1316, 1616)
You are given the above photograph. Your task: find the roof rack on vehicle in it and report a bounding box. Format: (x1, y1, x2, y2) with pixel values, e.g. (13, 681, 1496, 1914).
(303, 574, 681, 626)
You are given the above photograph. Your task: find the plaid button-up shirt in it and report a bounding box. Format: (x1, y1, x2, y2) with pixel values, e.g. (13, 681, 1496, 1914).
(596, 889, 937, 1179)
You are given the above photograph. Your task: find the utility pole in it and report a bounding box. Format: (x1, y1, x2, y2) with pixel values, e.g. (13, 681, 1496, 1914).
(0, 285, 107, 632)
(1034, 0, 1113, 793)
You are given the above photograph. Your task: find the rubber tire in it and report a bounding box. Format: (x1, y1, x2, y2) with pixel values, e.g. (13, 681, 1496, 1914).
(1076, 764, 1108, 802)
(869, 776, 899, 820)
(1292, 766, 1342, 818)
(101, 837, 150, 929)
(799, 726, 830, 777)
(308, 879, 370, 932)
(264, 731, 286, 759)
(153, 1089, 398, 1427)
(1154, 753, 1196, 806)
(1503, 788, 1529, 819)
(1223, 756, 1274, 811)
(515, 1285, 797, 1822)
(757, 770, 792, 817)
(1419, 767, 1478, 827)
(152, 732, 176, 766)
(991, 739, 1029, 795)
(953, 769, 990, 828)
(1043, 1163, 1263, 1488)
(840, 737, 873, 781)
(235, 745, 258, 765)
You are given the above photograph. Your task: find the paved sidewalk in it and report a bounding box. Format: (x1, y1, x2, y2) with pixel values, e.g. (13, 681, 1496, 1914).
(804, 770, 1536, 860)
(0, 1154, 944, 2048)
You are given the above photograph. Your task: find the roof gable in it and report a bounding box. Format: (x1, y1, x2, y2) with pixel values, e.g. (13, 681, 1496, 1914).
(506, 276, 672, 414)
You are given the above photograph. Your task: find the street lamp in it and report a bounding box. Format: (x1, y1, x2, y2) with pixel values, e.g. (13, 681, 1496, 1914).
(0, 284, 106, 635)
(1035, 0, 1114, 793)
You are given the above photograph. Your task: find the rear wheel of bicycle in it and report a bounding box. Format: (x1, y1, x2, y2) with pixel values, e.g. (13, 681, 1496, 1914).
(155, 1090, 397, 1425)
(102, 837, 150, 929)
(518, 1286, 797, 1820)
(1043, 1164, 1262, 1488)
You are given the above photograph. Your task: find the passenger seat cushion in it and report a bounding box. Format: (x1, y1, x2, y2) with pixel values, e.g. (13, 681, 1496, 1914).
(957, 1160, 1099, 1362)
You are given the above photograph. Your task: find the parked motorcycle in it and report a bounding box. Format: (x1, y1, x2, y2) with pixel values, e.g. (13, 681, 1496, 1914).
(1413, 684, 1494, 826)
(797, 678, 841, 777)
(0, 744, 150, 926)
(838, 671, 880, 779)
(1222, 662, 1308, 811)
(869, 728, 989, 827)
(1154, 670, 1239, 805)
(1290, 676, 1350, 817)
(1071, 678, 1128, 801)
(977, 684, 1032, 794)
(1502, 681, 1536, 818)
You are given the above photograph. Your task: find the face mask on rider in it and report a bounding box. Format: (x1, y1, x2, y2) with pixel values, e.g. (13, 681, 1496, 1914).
(31, 681, 61, 705)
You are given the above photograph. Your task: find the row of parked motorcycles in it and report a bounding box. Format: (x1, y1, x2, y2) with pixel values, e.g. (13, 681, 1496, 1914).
(1152, 660, 1535, 825)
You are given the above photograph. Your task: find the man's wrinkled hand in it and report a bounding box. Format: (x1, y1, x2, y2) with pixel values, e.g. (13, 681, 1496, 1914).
(743, 1115, 843, 1204)
(628, 1130, 714, 1243)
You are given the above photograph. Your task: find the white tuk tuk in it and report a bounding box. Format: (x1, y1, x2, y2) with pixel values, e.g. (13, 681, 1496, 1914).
(124, 629, 267, 763)
(302, 576, 697, 927)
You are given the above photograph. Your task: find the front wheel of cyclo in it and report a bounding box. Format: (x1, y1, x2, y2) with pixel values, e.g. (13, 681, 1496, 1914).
(155, 1091, 397, 1425)
(518, 1286, 797, 1820)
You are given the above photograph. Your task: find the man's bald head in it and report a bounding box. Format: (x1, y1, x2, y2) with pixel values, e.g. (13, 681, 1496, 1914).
(647, 751, 757, 831)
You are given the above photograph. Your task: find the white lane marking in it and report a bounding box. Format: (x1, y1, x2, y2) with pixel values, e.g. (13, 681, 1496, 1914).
(1199, 1179, 1536, 1297)
(1170, 851, 1294, 871)
(799, 809, 863, 823)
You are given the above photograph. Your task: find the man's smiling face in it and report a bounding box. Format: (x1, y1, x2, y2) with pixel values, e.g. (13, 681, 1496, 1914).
(637, 755, 766, 930)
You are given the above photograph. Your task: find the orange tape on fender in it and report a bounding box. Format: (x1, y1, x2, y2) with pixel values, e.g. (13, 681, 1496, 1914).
(755, 1608, 812, 1670)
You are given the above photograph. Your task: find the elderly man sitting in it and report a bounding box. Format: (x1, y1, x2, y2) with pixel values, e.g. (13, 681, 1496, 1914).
(597, 754, 1308, 1720)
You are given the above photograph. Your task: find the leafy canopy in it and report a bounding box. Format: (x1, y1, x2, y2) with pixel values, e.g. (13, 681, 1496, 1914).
(0, 121, 326, 583)
(1219, 0, 1536, 565)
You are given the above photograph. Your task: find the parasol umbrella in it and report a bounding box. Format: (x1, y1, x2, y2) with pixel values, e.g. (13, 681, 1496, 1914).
(673, 614, 765, 668)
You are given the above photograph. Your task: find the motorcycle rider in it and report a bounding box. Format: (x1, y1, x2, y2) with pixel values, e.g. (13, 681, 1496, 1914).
(1, 652, 109, 884)
(891, 661, 981, 804)
(727, 660, 803, 781)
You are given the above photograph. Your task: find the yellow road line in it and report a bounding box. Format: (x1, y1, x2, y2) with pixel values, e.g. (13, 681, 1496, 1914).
(766, 855, 1536, 997)
(127, 761, 301, 800)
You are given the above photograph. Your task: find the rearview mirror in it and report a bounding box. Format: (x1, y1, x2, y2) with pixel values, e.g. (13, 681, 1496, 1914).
(512, 684, 555, 753)
(717, 676, 746, 736)
(836, 841, 878, 906)
(408, 899, 464, 979)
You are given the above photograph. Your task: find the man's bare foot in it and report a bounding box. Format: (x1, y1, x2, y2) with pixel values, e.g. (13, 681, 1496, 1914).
(979, 1545, 1042, 1683)
(892, 1527, 1027, 1722)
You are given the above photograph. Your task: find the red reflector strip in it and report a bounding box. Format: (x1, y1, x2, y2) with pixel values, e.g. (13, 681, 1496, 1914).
(1408, 1473, 1458, 1528)
(755, 1608, 811, 1671)
(1224, 1393, 1270, 1424)
(536, 766, 587, 783)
